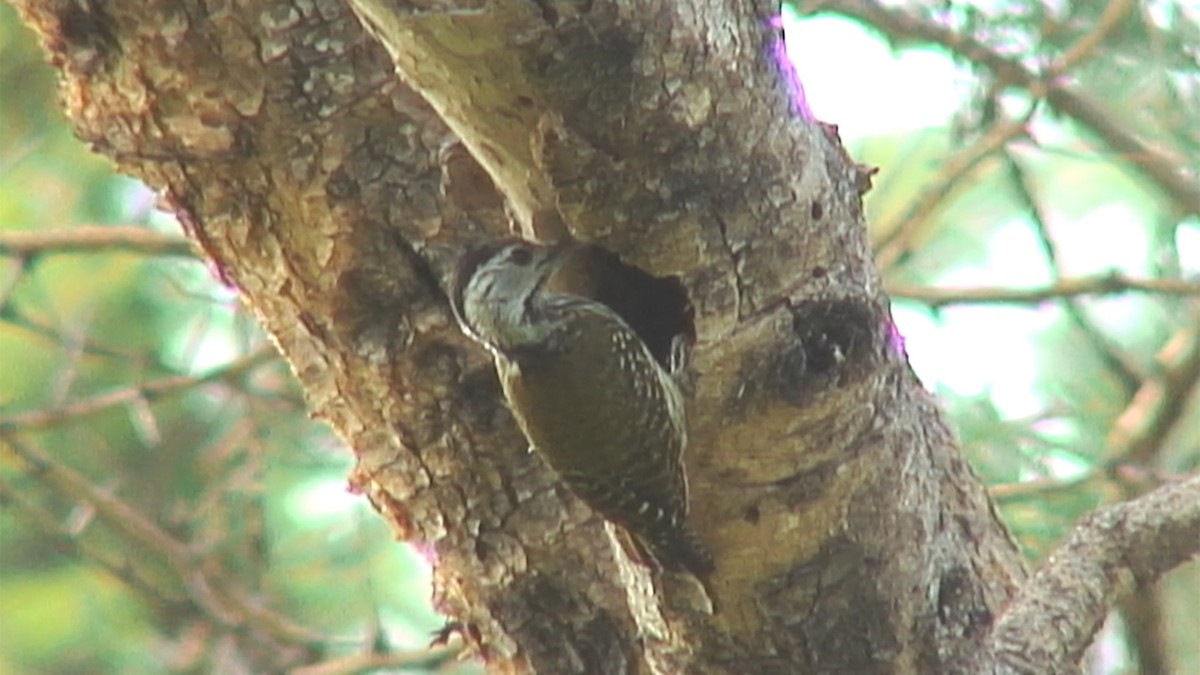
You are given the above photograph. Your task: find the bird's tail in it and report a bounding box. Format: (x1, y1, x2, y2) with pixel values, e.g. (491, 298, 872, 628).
(635, 521, 714, 578)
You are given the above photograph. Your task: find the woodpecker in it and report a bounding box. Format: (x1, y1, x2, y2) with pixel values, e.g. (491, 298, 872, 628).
(450, 239, 713, 577)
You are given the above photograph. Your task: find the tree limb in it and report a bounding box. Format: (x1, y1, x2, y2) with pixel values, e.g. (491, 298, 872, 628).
(982, 471, 1200, 675)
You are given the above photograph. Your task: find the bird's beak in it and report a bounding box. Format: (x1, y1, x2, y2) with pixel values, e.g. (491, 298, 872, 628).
(536, 242, 584, 296)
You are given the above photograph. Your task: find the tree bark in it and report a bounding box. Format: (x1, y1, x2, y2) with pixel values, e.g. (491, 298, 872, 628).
(982, 472, 1200, 674)
(12, 0, 1048, 672)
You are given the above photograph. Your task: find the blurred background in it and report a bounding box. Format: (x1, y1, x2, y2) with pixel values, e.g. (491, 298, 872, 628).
(2, 0, 1197, 673)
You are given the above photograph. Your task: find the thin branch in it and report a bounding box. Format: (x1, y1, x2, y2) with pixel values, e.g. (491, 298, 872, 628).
(288, 644, 465, 675)
(0, 434, 327, 648)
(1047, 90, 1196, 212)
(1005, 150, 1144, 392)
(0, 225, 196, 258)
(873, 115, 1030, 270)
(0, 477, 186, 610)
(0, 348, 277, 432)
(0, 255, 26, 308)
(987, 472, 1100, 504)
(988, 464, 1182, 504)
(1, 303, 149, 361)
(1051, 0, 1137, 75)
(982, 471, 1200, 675)
(984, 327, 1200, 673)
(2, 435, 192, 563)
(831, 0, 1200, 214)
(1106, 324, 1200, 466)
(888, 273, 1200, 306)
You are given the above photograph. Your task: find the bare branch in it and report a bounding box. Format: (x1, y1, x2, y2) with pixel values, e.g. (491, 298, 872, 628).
(874, 115, 1030, 269)
(888, 273, 1200, 306)
(1106, 325, 1200, 466)
(2, 435, 192, 561)
(830, 0, 1200, 214)
(1006, 151, 1144, 393)
(1051, 0, 1137, 74)
(983, 327, 1200, 673)
(1, 303, 149, 361)
(982, 471, 1200, 675)
(987, 473, 1098, 504)
(289, 645, 464, 675)
(0, 225, 196, 258)
(1, 434, 327, 648)
(988, 464, 1185, 504)
(0, 477, 185, 610)
(0, 349, 277, 432)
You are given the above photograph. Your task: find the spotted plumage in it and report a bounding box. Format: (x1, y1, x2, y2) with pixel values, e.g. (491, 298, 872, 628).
(451, 239, 712, 577)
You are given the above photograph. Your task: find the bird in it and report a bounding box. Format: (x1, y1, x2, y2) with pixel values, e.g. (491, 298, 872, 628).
(450, 238, 713, 577)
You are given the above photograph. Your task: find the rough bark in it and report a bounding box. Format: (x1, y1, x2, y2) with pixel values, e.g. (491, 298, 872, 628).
(12, 0, 1039, 672)
(981, 472, 1200, 675)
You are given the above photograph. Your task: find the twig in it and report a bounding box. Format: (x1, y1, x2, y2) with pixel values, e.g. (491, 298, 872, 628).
(2, 435, 192, 562)
(0, 255, 26, 309)
(888, 273, 1200, 306)
(0, 225, 196, 258)
(0, 477, 185, 610)
(981, 471, 1200, 674)
(288, 644, 464, 675)
(830, 0, 1200, 214)
(1, 303, 148, 362)
(1046, 90, 1196, 211)
(0, 349, 277, 432)
(988, 472, 1100, 504)
(873, 116, 1030, 270)
(1106, 325, 1200, 466)
(1005, 151, 1144, 392)
(988, 464, 1182, 504)
(1051, 0, 1137, 75)
(1, 434, 327, 647)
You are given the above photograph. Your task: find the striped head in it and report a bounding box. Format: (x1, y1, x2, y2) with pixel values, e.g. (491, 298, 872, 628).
(450, 239, 569, 352)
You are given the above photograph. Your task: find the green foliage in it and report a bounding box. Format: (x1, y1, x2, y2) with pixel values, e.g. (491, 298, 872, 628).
(811, 0, 1199, 670)
(0, 5, 470, 673)
(3, 0, 1197, 672)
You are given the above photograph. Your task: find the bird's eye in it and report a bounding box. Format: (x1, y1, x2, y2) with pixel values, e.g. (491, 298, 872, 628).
(509, 247, 533, 266)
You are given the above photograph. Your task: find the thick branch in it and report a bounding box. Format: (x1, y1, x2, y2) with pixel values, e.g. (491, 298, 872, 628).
(346, 1, 561, 235)
(982, 472, 1200, 675)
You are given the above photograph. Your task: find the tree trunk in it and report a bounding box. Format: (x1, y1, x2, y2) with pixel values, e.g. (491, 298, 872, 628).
(13, 0, 1037, 672)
